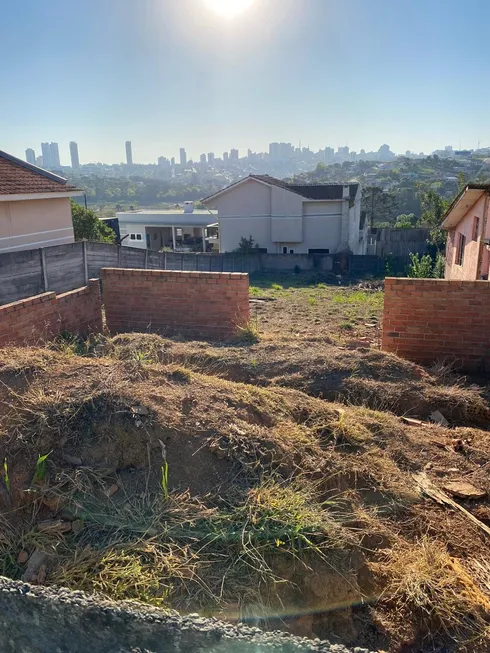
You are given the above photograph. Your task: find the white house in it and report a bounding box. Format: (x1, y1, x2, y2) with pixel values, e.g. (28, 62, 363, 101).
(202, 175, 367, 254)
(116, 202, 217, 251)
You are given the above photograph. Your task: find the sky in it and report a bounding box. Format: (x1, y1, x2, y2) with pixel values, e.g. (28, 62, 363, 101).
(2, 0, 490, 165)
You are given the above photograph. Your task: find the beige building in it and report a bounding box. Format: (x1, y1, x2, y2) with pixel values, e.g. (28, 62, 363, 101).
(202, 174, 367, 254)
(0, 150, 82, 253)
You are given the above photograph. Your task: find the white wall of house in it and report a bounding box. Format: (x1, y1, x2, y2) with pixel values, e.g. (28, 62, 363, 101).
(207, 178, 364, 254)
(0, 197, 74, 253)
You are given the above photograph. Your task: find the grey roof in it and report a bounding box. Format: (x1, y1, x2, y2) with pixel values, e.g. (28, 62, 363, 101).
(202, 174, 359, 203)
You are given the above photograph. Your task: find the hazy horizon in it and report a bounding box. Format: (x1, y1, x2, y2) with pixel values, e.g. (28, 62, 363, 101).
(3, 0, 490, 165)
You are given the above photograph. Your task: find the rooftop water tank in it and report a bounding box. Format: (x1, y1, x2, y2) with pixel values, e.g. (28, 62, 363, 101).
(183, 201, 194, 213)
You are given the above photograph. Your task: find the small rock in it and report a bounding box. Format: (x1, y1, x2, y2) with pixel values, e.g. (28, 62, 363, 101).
(134, 419, 143, 428)
(71, 520, 84, 534)
(443, 481, 486, 500)
(131, 406, 149, 416)
(62, 453, 83, 466)
(105, 484, 120, 498)
(41, 494, 63, 512)
(214, 448, 227, 460)
(22, 549, 49, 583)
(17, 551, 29, 564)
(37, 564, 47, 584)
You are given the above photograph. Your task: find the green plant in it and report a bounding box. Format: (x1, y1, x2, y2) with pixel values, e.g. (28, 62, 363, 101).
(160, 462, 169, 500)
(32, 452, 51, 485)
(308, 296, 317, 306)
(432, 252, 446, 279)
(3, 459, 10, 493)
(271, 283, 283, 291)
(407, 252, 434, 278)
(233, 236, 260, 254)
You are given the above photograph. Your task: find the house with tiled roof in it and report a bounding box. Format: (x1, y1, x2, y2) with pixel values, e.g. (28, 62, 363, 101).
(202, 174, 367, 254)
(0, 150, 82, 253)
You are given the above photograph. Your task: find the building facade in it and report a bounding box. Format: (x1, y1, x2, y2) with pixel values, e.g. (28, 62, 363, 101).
(202, 174, 367, 255)
(442, 183, 490, 280)
(0, 150, 82, 253)
(125, 141, 133, 166)
(25, 149, 36, 165)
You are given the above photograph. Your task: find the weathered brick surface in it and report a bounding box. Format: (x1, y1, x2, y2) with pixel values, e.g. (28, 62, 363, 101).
(382, 277, 490, 371)
(102, 268, 250, 339)
(0, 279, 102, 347)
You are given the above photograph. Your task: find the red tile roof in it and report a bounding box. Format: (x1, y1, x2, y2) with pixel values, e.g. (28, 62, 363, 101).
(0, 151, 81, 196)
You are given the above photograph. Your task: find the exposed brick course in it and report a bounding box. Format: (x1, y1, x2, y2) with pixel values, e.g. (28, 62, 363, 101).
(382, 277, 490, 371)
(0, 279, 102, 347)
(102, 268, 250, 339)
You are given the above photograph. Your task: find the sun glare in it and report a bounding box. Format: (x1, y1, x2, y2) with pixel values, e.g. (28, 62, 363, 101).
(203, 0, 256, 18)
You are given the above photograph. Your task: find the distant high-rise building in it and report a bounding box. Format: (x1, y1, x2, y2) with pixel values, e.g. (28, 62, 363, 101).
(170, 157, 175, 167)
(230, 148, 239, 161)
(247, 149, 252, 158)
(279, 143, 293, 158)
(324, 147, 334, 162)
(70, 142, 80, 169)
(200, 153, 206, 164)
(269, 142, 280, 159)
(36, 155, 43, 167)
(49, 142, 60, 168)
(207, 152, 215, 165)
(25, 148, 36, 165)
(180, 148, 187, 166)
(41, 142, 51, 169)
(445, 145, 453, 152)
(223, 152, 229, 163)
(125, 141, 133, 166)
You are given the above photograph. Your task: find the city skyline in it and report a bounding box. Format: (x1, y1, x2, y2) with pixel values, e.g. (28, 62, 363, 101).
(3, 0, 490, 163)
(20, 138, 473, 170)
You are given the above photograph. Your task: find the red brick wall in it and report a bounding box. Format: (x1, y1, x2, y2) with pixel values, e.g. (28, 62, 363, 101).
(382, 277, 490, 371)
(102, 268, 250, 339)
(0, 279, 102, 347)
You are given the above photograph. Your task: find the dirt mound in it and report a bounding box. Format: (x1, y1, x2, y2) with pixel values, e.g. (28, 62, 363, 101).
(1, 346, 490, 651)
(104, 334, 490, 426)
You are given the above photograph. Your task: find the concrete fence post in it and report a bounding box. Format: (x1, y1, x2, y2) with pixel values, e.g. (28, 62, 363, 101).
(40, 248, 49, 292)
(82, 241, 89, 284)
(117, 246, 122, 268)
(144, 249, 149, 269)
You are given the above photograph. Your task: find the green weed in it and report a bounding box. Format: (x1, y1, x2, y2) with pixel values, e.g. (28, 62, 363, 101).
(3, 459, 10, 493)
(32, 452, 51, 485)
(161, 462, 169, 500)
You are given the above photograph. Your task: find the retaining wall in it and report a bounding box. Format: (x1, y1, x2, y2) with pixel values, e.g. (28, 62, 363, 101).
(0, 279, 102, 347)
(382, 277, 490, 371)
(103, 268, 250, 339)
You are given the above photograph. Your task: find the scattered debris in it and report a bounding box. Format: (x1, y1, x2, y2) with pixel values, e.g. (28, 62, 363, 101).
(401, 417, 426, 427)
(451, 438, 466, 452)
(443, 481, 486, 501)
(37, 520, 72, 534)
(413, 472, 490, 537)
(429, 410, 449, 427)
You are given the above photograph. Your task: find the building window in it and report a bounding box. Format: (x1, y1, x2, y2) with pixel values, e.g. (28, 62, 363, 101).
(456, 233, 466, 266)
(136, 234, 142, 241)
(473, 216, 480, 240)
(130, 234, 135, 240)
(290, 249, 294, 254)
(176, 228, 183, 237)
(282, 246, 287, 254)
(130, 233, 143, 241)
(308, 248, 330, 254)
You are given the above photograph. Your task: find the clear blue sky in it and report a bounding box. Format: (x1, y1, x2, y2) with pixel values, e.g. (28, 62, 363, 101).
(3, 0, 490, 164)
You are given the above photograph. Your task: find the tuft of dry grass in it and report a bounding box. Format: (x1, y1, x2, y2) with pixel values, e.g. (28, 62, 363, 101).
(379, 538, 490, 646)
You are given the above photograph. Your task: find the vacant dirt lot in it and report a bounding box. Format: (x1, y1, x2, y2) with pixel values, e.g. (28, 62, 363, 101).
(1, 272, 490, 652)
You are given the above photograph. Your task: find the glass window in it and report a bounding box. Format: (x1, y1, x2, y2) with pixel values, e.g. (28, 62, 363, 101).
(456, 233, 466, 265)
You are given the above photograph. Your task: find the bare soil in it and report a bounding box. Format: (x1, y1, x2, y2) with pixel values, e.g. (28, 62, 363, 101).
(1, 274, 490, 652)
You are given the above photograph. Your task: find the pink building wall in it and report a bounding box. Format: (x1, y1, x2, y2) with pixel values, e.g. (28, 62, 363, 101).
(445, 194, 490, 280)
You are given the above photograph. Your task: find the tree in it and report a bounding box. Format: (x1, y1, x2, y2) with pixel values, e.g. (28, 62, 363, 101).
(71, 201, 115, 243)
(395, 213, 419, 228)
(234, 236, 260, 254)
(418, 188, 450, 250)
(362, 186, 398, 228)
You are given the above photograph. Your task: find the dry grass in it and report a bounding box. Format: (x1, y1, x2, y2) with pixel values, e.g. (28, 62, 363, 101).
(1, 278, 490, 650)
(379, 538, 490, 648)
